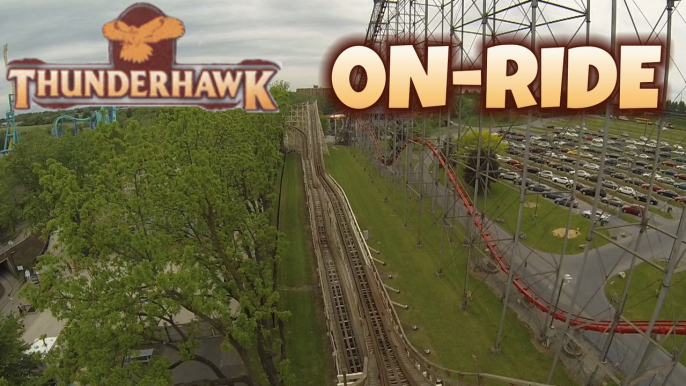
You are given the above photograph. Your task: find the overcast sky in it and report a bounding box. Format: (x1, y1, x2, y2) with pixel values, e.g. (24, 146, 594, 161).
(0, 0, 684, 115)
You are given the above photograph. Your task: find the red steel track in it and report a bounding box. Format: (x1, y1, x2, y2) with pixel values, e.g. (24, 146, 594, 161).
(359, 122, 686, 335)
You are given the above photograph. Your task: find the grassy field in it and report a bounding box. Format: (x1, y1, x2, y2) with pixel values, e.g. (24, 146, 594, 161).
(429, 160, 609, 254)
(466, 181, 609, 255)
(278, 154, 332, 385)
(605, 263, 686, 365)
(326, 146, 577, 385)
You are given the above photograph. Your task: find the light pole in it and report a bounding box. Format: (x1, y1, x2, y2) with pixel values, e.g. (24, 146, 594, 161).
(550, 274, 573, 329)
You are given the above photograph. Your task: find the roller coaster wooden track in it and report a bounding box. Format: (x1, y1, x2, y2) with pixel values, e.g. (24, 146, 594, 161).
(294, 105, 428, 385)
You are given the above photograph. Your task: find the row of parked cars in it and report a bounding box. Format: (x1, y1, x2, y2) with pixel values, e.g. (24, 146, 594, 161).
(494, 126, 686, 217)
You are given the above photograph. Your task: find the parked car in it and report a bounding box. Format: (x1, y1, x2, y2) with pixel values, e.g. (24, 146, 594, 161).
(602, 180, 619, 190)
(635, 193, 658, 205)
(540, 170, 554, 179)
(664, 169, 678, 176)
(514, 176, 534, 186)
(554, 197, 579, 208)
(581, 187, 607, 197)
(658, 189, 679, 199)
(582, 210, 611, 224)
(627, 178, 644, 186)
(573, 169, 591, 178)
(621, 204, 645, 216)
(631, 168, 645, 175)
(610, 172, 628, 180)
(499, 171, 519, 181)
(677, 174, 686, 181)
(573, 182, 587, 191)
(663, 160, 678, 167)
(640, 183, 662, 192)
(657, 176, 675, 184)
(674, 182, 686, 190)
(601, 196, 625, 207)
(543, 191, 568, 200)
(528, 184, 551, 192)
(556, 164, 575, 172)
(676, 196, 686, 203)
(618, 186, 636, 196)
(552, 176, 570, 185)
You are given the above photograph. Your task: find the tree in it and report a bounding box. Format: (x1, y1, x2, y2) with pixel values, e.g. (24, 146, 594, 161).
(678, 100, 686, 114)
(24, 102, 293, 384)
(452, 129, 506, 193)
(0, 314, 41, 385)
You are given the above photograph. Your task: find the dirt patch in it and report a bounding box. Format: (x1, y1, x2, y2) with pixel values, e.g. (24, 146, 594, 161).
(552, 228, 580, 238)
(524, 202, 538, 208)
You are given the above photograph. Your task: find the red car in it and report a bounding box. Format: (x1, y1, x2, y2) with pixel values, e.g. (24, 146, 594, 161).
(676, 196, 686, 203)
(640, 183, 662, 192)
(507, 159, 521, 166)
(677, 174, 686, 181)
(663, 160, 678, 167)
(622, 204, 645, 217)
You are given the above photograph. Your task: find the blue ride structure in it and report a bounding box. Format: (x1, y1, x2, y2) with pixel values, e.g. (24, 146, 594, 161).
(1, 44, 18, 155)
(52, 107, 117, 137)
(1, 94, 18, 155)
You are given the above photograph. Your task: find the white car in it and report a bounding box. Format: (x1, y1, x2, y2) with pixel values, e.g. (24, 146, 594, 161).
(552, 176, 570, 185)
(677, 164, 686, 170)
(499, 171, 519, 181)
(575, 170, 591, 178)
(638, 154, 651, 159)
(592, 142, 603, 147)
(636, 141, 646, 146)
(658, 176, 675, 184)
(581, 152, 593, 159)
(585, 163, 600, 170)
(618, 186, 636, 196)
(540, 170, 554, 179)
(582, 210, 611, 223)
(496, 155, 512, 162)
(626, 145, 637, 150)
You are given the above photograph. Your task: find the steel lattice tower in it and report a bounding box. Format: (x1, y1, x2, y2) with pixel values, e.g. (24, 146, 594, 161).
(347, 1, 686, 385)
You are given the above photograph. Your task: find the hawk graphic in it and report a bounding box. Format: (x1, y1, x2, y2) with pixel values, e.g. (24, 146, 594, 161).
(103, 15, 184, 63)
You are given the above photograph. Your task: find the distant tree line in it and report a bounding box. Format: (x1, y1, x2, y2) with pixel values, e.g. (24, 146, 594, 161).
(666, 100, 686, 113)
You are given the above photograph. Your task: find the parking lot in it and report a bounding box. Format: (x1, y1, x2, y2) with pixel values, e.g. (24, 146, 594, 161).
(493, 118, 684, 223)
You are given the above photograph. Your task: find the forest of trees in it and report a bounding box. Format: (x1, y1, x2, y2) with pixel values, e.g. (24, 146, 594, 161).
(0, 82, 311, 386)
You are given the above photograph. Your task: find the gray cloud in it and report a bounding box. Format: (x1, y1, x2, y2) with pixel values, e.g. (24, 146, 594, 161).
(1, 0, 685, 116)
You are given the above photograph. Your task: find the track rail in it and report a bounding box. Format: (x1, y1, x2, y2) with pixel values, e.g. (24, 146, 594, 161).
(296, 104, 426, 386)
(302, 157, 364, 375)
(357, 119, 686, 335)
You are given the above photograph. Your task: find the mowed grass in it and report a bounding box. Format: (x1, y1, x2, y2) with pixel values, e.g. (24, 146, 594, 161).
(605, 263, 686, 365)
(325, 147, 577, 385)
(278, 154, 332, 386)
(465, 181, 609, 255)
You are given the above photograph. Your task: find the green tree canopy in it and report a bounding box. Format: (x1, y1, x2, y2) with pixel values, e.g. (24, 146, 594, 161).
(0, 314, 41, 385)
(23, 85, 295, 386)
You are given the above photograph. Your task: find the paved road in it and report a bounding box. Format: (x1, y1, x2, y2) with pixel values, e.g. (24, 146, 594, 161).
(396, 146, 686, 385)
